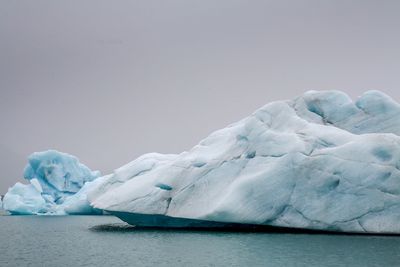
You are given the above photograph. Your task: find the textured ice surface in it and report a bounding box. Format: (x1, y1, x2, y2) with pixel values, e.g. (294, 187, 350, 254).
(90, 90, 400, 233)
(4, 150, 101, 215)
(3, 183, 47, 215)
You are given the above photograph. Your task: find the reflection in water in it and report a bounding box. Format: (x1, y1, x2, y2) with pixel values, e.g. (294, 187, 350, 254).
(90, 223, 136, 232)
(90, 222, 400, 236)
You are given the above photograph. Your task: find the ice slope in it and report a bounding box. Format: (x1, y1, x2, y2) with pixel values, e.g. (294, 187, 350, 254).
(89, 90, 400, 233)
(3, 150, 102, 215)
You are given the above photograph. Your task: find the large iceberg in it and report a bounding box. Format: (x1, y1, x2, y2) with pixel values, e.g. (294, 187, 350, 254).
(3, 150, 102, 215)
(89, 90, 400, 233)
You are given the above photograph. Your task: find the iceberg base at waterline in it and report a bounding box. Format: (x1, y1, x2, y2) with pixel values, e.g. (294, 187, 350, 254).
(109, 211, 258, 229)
(106, 210, 400, 234)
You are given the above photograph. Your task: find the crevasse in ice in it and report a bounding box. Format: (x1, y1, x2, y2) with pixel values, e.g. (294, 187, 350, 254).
(89, 90, 400, 233)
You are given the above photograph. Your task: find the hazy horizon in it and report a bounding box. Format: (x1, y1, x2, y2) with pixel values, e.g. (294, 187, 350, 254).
(1, 0, 400, 193)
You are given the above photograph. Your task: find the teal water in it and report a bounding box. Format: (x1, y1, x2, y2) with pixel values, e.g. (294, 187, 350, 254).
(0, 216, 399, 266)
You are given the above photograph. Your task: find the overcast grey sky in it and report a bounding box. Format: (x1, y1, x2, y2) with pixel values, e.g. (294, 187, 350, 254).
(1, 0, 400, 193)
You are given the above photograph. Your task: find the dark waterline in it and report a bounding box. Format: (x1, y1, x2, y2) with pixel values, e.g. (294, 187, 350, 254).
(106, 210, 400, 235)
(1, 216, 400, 267)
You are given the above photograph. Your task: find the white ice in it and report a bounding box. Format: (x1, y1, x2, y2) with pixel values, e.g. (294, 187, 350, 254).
(89, 90, 400, 233)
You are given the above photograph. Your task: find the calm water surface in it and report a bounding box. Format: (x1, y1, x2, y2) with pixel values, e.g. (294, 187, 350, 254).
(0, 216, 399, 267)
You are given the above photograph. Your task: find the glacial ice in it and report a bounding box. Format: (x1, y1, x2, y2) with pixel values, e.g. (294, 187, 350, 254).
(89, 90, 400, 233)
(3, 183, 47, 215)
(3, 150, 102, 215)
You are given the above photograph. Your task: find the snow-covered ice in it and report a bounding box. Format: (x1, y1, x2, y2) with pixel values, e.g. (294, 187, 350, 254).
(3, 150, 102, 215)
(89, 90, 400, 233)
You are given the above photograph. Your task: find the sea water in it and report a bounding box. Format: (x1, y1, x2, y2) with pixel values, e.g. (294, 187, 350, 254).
(0, 216, 399, 266)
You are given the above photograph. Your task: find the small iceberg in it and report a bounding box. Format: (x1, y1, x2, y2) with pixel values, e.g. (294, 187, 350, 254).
(3, 150, 102, 215)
